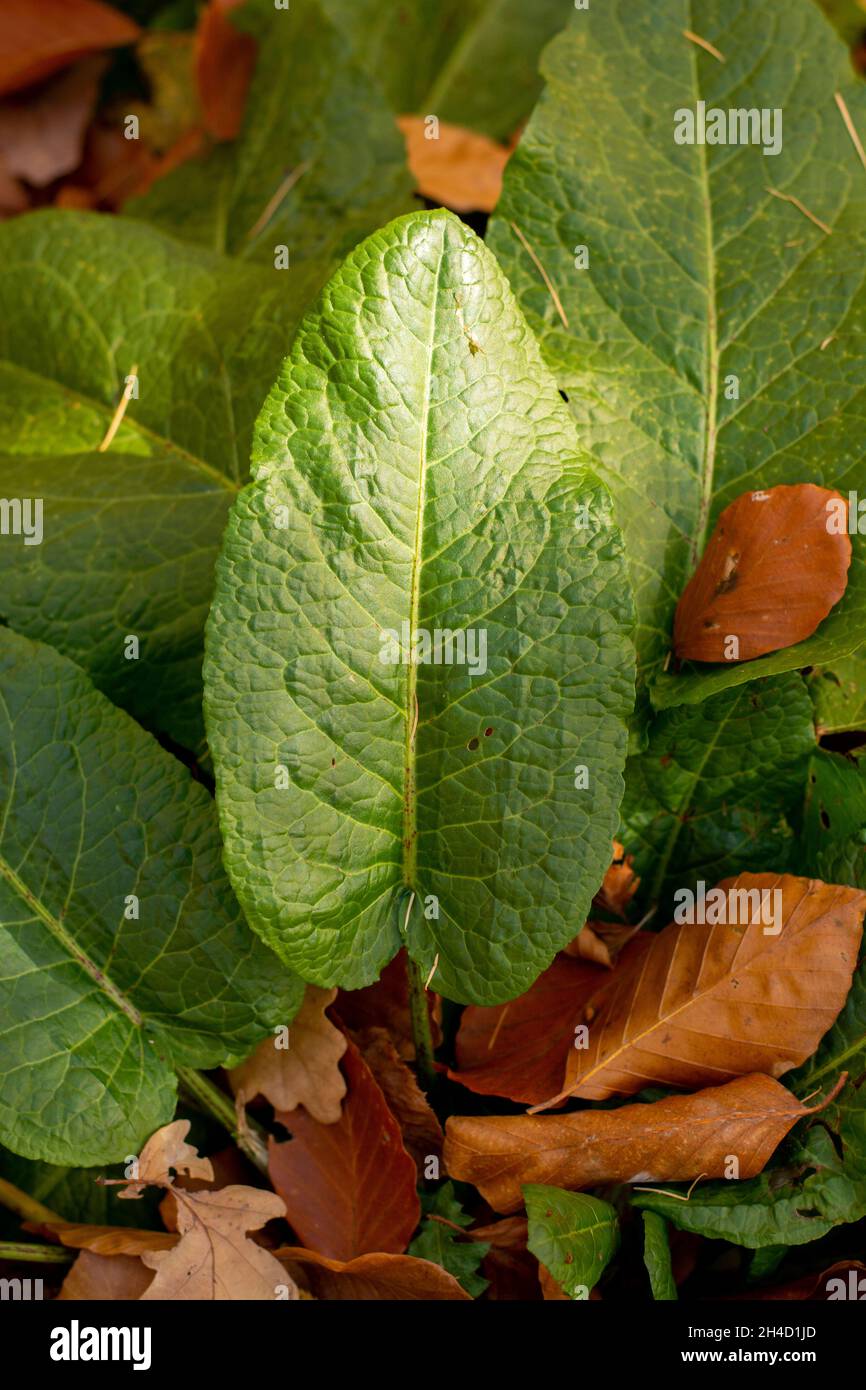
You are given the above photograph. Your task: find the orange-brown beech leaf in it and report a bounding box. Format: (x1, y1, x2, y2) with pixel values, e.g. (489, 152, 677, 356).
(397, 115, 510, 213)
(118, 1119, 213, 1199)
(563, 921, 643, 969)
(593, 838, 641, 919)
(59, 1251, 154, 1300)
(673, 484, 852, 662)
(542, 874, 866, 1108)
(268, 1038, 420, 1260)
(0, 57, 105, 188)
(139, 1186, 292, 1301)
(336, 949, 441, 1060)
(24, 1221, 178, 1257)
(352, 1025, 443, 1177)
(444, 1073, 844, 1215)
(0, 0, 139, 97)
(196, 0, 256, 141)
(230, 984, 347, 1124)
(448, 938, 652, 1105)
(276, 1247, 470, 1300)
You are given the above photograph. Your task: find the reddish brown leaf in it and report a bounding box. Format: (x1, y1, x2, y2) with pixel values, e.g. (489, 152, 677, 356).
(444, 1073, 841, 1214)
(736, 1261, 866, 1301)
(336, 949, 440, 1060)
(545, 874, 865, 1107)
(230, 984, 347, 1124)
(352, 1026, 443, 1177)
(268, 1039, 420, 1260)
(0, 57, 104, 188)
(448, 938, 651, 1105)
(276, 1246, 470, 1300)
(673, 484, 852, 662)
(0, 0, 139, 97)
(397, 115, 509, 213)
(196, 0, 256, 141)
(58, 1250, 154, 1300)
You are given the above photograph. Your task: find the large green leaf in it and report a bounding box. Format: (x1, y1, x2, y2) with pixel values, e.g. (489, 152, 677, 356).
(322, 0, 570, 141)
(132, 0, 412, 264)
(620, 673, 816, 917)
(0, 629, 302, 1166)
(808, 647, 866, 734)
(490, 0, 866, 711)
(524, 1185, 618, 1296)
(0, 211, 327, 753)
(204, 208, 635, 1005)
(803, 748, 866, 886)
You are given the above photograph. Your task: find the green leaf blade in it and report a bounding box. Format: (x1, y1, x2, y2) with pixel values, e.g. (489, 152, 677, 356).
(0, 630, 302, 1166)
(641, 1211, 678, 1301)
(205, 208, 635, 1004)
(524, 1185, 618, 1297)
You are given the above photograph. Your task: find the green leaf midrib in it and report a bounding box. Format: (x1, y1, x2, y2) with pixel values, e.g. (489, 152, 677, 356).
(0, 360, 238, 496)
(0, 850, 143, 1028)
(401, 237, 446, 894)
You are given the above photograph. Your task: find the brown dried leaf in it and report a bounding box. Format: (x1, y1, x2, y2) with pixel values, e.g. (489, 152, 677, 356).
(25, 1221, 177, 1257)
(593, 839, 641, 919)
(196, 0, 256, 141)
(276, 1246, 470, 1300)
(118, 1119, 213, 1199)
(0, 57, 104, 188)
(230, 984, 347, 1124)
(397, 115, 509, 213)
(444, 1073, 841, 1214)
(268, 1039, 419, 1260)
(673, 484, 852, 662)
(59, 1250, 154, 1300)
(448, 938, 651, 1105)
(0, 0, 138, 97)
(336, 949, 441, 1060)
(140, 1185, 293, 1301)
(353, 1025, 443, 1177)
(543, 874, 865, 1107)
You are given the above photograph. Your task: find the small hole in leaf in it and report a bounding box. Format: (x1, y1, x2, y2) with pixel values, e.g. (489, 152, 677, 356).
(330, 758, 336, 767)
(484, 726, 494, 737)
(820, 808, 831, 829)
(558, 389, 569, 402)
(467, 737, 480, 751)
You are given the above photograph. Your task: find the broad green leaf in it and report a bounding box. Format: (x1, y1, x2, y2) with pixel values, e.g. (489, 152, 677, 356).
(323, 0, 570, 141)
(0, 1146, 162, 1230)
(524, 1185, 618, 1297)
(489, 0, 866, 711)
(641, 1211, 677, 1301)
(620, 674, 815, 917)
(802, 749, 866, 886)
(204, 208, 635, 1005)
(815, 0, 866, 45)
(0, 629, 302, 1167)
(132, 0, 412, 264)
(407, 1182, 489, 1297)
(0, 210, 324, 753)
(808, 648, 866, 734)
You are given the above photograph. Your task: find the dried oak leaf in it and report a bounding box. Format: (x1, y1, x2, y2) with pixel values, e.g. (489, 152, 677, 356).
(397, 115, 509, 213)
(0, 0, 138, 97)
(230, 984, 347, 1124)
(276, 1247, 470, 1300)
(448, 938, 651, 1105)
(118, 1118, 213, 1199)
(444, 1073, 843, 1214)
(540, 873, 865, 1107)
(673, 484, 852, 662)
(196, 0, 256, 141)
(268, 1038, 419, 1260)
(59, 1251, 154, 1300)
(352, 1025, 443, 1177)
(140, 1186, 292, 1301)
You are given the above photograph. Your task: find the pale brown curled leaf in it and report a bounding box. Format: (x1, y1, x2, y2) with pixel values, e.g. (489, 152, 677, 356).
(118, 1118, 213, 1199)
(230, 984, 347, 1124)
(397, 115, 509, 213)
(444, 1073, 844, 1214)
